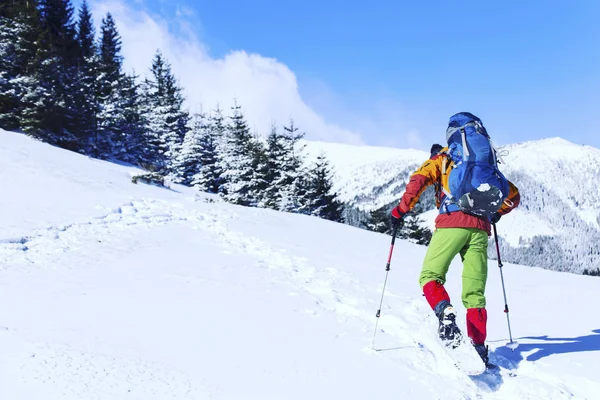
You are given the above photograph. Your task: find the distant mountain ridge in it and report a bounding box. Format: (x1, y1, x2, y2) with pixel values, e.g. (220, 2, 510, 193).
(304, 137, 600, 275)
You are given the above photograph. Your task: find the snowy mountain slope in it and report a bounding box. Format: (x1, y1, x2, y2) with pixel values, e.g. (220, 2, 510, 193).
(501, 137, 600, 229)
(308, 137, 600, 274)
(303, 140, 428, 210)
(2, 129, 600, 399)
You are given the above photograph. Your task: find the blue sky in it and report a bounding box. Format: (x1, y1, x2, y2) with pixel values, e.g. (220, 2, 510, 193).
(86, 0, 600, 149)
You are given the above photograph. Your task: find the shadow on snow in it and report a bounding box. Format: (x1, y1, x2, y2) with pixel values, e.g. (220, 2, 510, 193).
(491, 328, 600, 369)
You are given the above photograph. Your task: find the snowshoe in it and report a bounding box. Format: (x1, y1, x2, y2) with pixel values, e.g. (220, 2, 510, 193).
(474, 344, 497, 370)
(438, 306, 463, 348)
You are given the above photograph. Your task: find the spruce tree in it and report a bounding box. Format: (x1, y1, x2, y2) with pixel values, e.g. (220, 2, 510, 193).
(301, 154, 344, 222)
(0, 0, 41, 132)
(397, 213, 432, 245)
(191, 107, 225, 193)
(249, 132, 269, 205)
(76, 0, 94, 59)
(219, 103, 259, 206)
(95, 12, 125, 158)
(116, 73, 146, 163)
(278, 120, 306, 211)
(36, 0, 81, 149)
(174, 112, 206, 185)
(261, 120, 306, 211)
(140, 50, 189, 174)
(74, 0, 98, 154)
(98, 13, 122, 94)
(261, 124, 287, 209)
(367, 205, 391, 233)
(0, 18, 20, 130)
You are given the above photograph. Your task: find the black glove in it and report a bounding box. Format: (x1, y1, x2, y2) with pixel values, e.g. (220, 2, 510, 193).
(490, 212, 502, 224)
(390, 206, 405, 227)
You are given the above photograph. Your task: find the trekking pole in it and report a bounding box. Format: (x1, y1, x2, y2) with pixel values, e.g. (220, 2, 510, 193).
(492, 223, 518, 350)
(372, 223, 399, 349)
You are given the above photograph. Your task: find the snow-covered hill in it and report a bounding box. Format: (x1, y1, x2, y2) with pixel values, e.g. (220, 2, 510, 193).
(303, 140, 428, 211)
(2, 129, 600, 399)
(305, 137, 600, 274)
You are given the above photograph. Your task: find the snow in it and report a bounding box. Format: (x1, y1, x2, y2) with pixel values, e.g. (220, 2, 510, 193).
(303, 140, 428, 208)
(2, 129, 600, 399)
(420, 208, 440, 231)
(501, 137, 600, 228)
(494, 209, 557, 247)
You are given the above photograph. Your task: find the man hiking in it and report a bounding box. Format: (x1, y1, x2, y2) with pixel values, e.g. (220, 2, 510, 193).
(390, 112, 520, 367)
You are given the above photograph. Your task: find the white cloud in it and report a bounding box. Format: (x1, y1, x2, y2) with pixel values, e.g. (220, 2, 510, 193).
(90, 0, 364, 144)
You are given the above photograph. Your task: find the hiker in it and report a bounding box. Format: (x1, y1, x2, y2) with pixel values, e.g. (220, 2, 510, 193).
(390, 112, 520, 366)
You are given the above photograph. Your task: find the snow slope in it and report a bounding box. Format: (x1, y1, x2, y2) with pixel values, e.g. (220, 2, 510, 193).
(501, 137, 600, 228)
(1, 129, 600, 399)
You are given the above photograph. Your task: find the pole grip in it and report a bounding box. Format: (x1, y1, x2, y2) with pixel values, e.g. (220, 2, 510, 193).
(391, 223, 399, 245)
(385, 224, 399, 271)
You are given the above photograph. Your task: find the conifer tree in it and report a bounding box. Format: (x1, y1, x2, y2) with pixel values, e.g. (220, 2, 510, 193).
(116, 73, 146, 163)
(261, 124, 287, 209)
(301, 154, 344, 222)
(219, 103, 259, 205)
(191, 107, 225, 193)
(174, 112, 205, 185)
(98, 13, 122, 94)
(278, 120, 306, 211)
(367, 206, 390, 233)
(260, 120, 306, 211)
(140, 50, 189, 174)
(397, 213, 432, 245)
(249, 131, 269, 205)
(35, 0, 81, 149)
(76, 0, 94, 60)
(95, 12, 125, 157)
(74, 0, 98, 153)
(0, 0, 41, 132)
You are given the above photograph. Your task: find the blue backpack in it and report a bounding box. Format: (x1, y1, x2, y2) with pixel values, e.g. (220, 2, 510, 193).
(443, 112, 509, 218)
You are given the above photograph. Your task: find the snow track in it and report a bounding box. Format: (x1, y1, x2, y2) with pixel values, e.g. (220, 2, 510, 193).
(1, 194, 593, 399)
(2, 130, 600, 399)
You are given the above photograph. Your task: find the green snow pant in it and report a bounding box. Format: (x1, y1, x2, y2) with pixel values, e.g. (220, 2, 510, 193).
(419, 228, 488, 309)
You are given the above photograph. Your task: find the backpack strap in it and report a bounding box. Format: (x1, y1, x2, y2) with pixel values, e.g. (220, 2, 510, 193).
(460, 128, 470, 160)
(488, 139, 505, 165)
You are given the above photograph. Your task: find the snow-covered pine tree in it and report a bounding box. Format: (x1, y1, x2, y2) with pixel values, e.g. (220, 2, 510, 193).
(366, 205, 390, 233)
(260, 120, 306, 211)
(363, 198, 432, 244)
(301, 154, 344, 222)
(277, 120, 306, 211)
(74, 0, 99, 154)
(260, 124, 287, 209)
(397, 213, 432, 245)
(36, 0, 83, 150)
(95, 12, 126, 159)
(219, 103, 260, 206)
(117, 73, 146, 163)
(98, 13, 122, 91)
(249, 130, 269, 206)
(191, 108, 224, 193)
(140, 50, 189, 175)
(0, 0, 42, 132)
(174, 112, 206, 186)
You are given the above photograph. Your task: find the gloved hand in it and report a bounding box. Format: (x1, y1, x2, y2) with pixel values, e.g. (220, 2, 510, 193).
(490, 212, 502, 224)
(390, 206, 405, 227)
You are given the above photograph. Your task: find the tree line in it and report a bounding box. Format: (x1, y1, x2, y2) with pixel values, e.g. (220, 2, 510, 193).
(0, 0, 344, 222)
